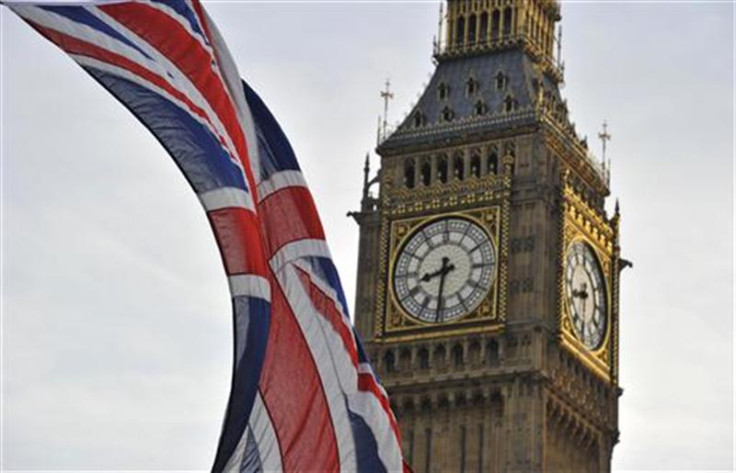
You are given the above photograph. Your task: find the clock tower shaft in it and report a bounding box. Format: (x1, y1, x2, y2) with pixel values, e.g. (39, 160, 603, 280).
(351, 1, 622, 472)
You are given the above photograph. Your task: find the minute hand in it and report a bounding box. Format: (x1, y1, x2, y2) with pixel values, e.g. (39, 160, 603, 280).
(434, 258, 455, 322)
(436, 270, 447, 322)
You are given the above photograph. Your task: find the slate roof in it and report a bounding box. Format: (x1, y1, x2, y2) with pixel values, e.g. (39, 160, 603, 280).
(378, 48, 564, 154)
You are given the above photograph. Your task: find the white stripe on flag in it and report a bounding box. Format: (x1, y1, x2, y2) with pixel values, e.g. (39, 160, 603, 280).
(90, 5, 246, 169)
(257, 170, 308, 201)
(228, 274, 271, 301)
(203, 9, 263, 187)
(250, 392, 284, 472)
(275, 264, 358, 472)
(199, 187, 255, 213)
(13, 4, 243, 172)
(223, 392, 284, 473)
(269, 239, 331, 274)
(288, 263, 403, 471)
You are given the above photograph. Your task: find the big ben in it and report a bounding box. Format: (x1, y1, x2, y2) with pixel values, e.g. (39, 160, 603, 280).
(351, 1, 623, 472)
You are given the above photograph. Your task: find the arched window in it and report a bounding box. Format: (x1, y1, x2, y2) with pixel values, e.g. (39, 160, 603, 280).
(421, 160, 432, 186)
(456, 16, 465, 46)
(470, 154, 481, 178)
(468, 14, 477, 45)
(452, 344, 464, 368)
(453, 155, 464, 180)
(474, 100, 486, 116)
(383, 351, 396, 373)
(485, 339, 499, 366)
(404, 160, 415, 188)
(479, 12, 489, 44)
(413, 111, 425, 128)
(504, 95, 517, 113)
(468, 341, 481, 364)
(496, 72, 507, 91)
(418, 348, 430, 370)
(399, 349, 411, 371)
(433, 344, 447, 367)
(503, 7, 513, 37)
(488, 149, 499, 175)
(437, 156, 448, 183)
(491, 9, 500, 41)
(466, 77, 478, 96)
(438, 82, 450, 100)
(441, 106, 454, 122)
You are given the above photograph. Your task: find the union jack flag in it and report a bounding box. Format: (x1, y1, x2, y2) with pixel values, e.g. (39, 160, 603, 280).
(5, 1, 405, 471)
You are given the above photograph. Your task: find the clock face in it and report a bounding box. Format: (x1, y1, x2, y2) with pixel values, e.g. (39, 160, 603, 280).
(392, 217, 496, 323)
(564, 241, 607, 350)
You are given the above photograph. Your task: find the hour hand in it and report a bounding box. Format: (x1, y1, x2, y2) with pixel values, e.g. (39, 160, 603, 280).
(421, 257, 455, 282)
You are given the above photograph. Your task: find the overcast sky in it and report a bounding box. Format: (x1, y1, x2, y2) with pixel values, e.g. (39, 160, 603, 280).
(1, 1, 734, 471)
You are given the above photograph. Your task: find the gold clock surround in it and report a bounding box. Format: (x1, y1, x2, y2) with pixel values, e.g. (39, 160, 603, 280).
(559, 179, 616, 381)
(378, 205, 509, 342)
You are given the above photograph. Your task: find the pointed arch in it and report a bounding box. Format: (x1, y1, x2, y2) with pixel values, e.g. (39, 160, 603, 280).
(468, 14, 477, 45)
(491, 9, 500, 41)
(479, 12, 489, 44)
(456, 15, 466, 46)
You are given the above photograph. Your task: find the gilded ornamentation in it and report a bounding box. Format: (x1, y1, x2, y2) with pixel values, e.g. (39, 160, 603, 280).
(558, 182, 618, 382)
(383, 207, 504, 337)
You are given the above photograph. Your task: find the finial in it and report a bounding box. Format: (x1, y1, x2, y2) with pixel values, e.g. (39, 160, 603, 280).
(376, 115, 381, 146)
(362, 153, 371, 199)
(598, 120, 612, 162)
(380, 79, 394, 143)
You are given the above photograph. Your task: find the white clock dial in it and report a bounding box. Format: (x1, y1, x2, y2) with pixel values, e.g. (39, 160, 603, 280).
(565, 241, 607, 350)
(393, 217, 495, 323)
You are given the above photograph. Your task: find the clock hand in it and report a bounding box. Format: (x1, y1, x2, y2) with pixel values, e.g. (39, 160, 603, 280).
(571, 282, 589, 317)
(421, 256, 456, 282)
(435, 257, 454, 323)
(436, 274, 446, 323)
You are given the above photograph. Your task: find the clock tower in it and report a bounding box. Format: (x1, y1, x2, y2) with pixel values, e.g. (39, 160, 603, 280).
(351, 1, 622, 472)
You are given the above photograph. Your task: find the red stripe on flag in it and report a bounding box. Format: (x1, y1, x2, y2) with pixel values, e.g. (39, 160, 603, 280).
(257, 186, 325, 257)
(260, 276, 340, 472)
(295, 264, 404, 453)
(98, 4, 254, 187)
(295, 267, 358, 368)
(208, 208, 268, 277)
(358, 372, 403, 444)
(190, 0, 214, 48)
(25, 22, 236, 156)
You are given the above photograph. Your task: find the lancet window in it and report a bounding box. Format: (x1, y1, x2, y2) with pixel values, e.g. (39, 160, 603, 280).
(421, 159, 432, 186)
(470, 153, 481, 178)
(404, 160, 416, 188)
(437, 155, 449, 183)
(453, 155, 465, 180)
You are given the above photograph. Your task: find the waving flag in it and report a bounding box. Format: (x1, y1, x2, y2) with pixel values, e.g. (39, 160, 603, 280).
(5, 1, 405, 472)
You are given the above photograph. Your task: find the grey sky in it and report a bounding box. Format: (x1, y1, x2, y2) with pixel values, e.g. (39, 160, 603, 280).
(1, 1, 733, 471)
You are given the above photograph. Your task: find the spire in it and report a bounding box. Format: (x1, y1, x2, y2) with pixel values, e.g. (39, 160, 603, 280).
(362, 153, 370, 199)
(380, 79, 394, 142)
(598, 120, 612, 162)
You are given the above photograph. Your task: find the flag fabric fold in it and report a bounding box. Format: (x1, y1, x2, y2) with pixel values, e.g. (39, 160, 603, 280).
(5, 1, 405, 471)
